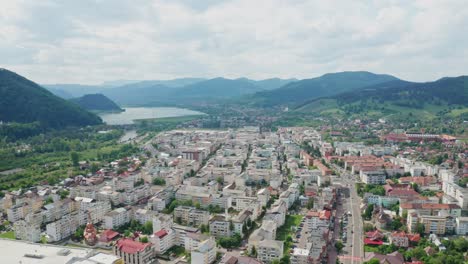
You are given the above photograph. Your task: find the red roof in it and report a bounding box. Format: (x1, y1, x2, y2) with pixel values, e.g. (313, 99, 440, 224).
(366, 230, 384, 239)
(364, 238, 384, 245)
(115, 238, 151, 254)
(99, 229, 119, 242)
(319, 210, 331, 220)
(154, 229, 168, 239)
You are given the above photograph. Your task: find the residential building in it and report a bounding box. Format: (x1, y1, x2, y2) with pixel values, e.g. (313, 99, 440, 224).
(104, 208, 130, 229)
(209, 215, 232, 238)
(152, 213, 173, 233)
(455, 217, 468, 235)
(151, 229, 175, 254)
(13, 220, 41, 242)
(113, 238, 154, 264)
(360, 171, 386, 185)
(257, 240, 284, 263)
(174, 206, 210, 227)
(191, 237, 217, 264)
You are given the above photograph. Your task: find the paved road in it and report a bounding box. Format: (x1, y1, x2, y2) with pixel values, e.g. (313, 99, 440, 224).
(332, 165, 364, 264)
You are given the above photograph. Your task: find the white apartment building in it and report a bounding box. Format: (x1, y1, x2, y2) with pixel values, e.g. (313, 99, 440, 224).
(151, 229, 175, 254)
(133, 208, 155, 225)
(104, 207, 130, 229)
(257, 240, 284, 263)
(46, 212, 79, 242)
(209, 215, 232, 238)
(360, 171, 386, 185)
(184, 233, 214, 251)
(291, 247, 310, 264)
(13, 220, 41, 242)
(456, 217, 468, 235)
(153, 213, 173, 233)
(174, 206, 210, 227)
(191, 238, 217, 264)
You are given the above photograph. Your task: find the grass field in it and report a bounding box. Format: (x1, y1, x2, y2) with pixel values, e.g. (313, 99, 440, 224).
(0, 231, 15, 239)
(276, 215, 303, 254)
(276, 215, 303, 240)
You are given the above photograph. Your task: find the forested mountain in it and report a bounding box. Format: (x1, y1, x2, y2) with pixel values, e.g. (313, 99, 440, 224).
(244, 77, 297, 90)
(0, 69, 102, 128)
(103, 84, 176, 106)
(175, 77, 262, 100)
(295, 76, 468, 120)
(70, 94, 123, 112)
(246, 71, 399, 106)
(43, 84, 106, 98)
(103, 77, 296, 106)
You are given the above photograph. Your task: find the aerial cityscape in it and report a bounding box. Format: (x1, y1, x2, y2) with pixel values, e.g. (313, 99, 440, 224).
(1, 1, 467, 264)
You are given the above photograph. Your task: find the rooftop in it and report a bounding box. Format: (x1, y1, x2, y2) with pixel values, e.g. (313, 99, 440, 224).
(0, 238, 93, 264)
(115, 238, 151, 254)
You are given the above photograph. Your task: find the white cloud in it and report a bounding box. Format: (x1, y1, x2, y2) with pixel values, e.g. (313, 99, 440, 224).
(0, 0, 467, 84)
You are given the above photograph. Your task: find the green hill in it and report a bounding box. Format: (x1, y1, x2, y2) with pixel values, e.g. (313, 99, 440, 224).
(247, 71, 399, 106)
(295, 76, 468, 120)
(70, 94, 123, 112)
(0, 68, 102, 128)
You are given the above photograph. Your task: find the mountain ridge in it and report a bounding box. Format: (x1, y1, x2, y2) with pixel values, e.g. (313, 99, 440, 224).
(0, 69, 102, 128)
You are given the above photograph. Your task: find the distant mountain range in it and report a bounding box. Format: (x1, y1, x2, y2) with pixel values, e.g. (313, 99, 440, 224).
(70, 94, 123, 112)
(0, 69, 102, 128)
(244, 71, 399, 107)
(44, 77, 297, 106)
(4, 67, 466, 129)
(295, 76, 468, 120)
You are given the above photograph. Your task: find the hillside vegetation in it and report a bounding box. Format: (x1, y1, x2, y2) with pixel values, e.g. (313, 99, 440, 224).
(246, 71, 399, 106)
(70, 94, 123, 112)
(0, 69, 102, 129)
(295, 76, 468, 121)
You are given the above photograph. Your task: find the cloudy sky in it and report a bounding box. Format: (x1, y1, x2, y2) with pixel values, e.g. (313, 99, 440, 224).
(1, 0, 467, 84)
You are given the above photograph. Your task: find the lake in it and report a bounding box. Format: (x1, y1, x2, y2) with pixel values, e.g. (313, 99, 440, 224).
(98, 107, 204, 125)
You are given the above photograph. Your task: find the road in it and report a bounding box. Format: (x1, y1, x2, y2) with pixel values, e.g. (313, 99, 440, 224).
(331, 164, 364, 264)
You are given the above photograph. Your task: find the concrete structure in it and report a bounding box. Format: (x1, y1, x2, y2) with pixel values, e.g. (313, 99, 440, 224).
(191, 237, 217, 264)
(113, 238, 154, 264)
(104, 207, 130, 229)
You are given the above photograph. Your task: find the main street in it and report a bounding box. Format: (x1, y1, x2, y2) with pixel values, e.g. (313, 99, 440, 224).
(332, 164, 364, 264)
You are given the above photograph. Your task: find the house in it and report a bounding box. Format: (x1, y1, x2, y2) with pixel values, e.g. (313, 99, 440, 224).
(220, 254, 263, 264)
(99, 229, 120, 243)
(389, 231, 409, 248)
(363, 251, 404, 264)
(113, 238, 154, 264)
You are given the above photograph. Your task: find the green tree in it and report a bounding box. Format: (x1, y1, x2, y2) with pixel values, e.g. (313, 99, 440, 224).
(143, 221, 153, 235)
(250, 245, 257, 257)
(364, 259, 380, 264)
(140, 236, 148, 243)
(306, 199, 314, 209)
(70, 152, 79, 166)
(415, 223, 425, 235)
(335, 241, 344, 253)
